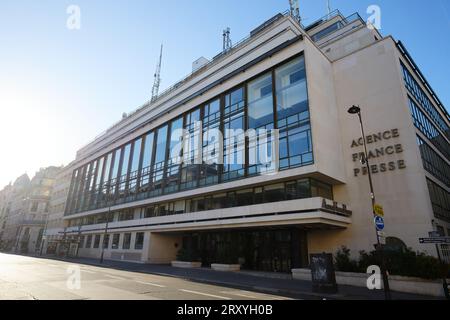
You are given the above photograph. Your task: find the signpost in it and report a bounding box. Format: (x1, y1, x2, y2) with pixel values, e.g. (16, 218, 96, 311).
(419, 232, 450, 300)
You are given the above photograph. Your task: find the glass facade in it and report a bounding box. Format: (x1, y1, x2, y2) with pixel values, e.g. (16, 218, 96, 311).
(276, 56, 312, 169)
(66, 55, 313, 215)
(416, 136, 450, 187)
(409, 98, 450, 159)
(427, 179, 450, 223)
(401, 62, 450, 139)
(67, 178, 333, 227)
(402, 60, 450, 223)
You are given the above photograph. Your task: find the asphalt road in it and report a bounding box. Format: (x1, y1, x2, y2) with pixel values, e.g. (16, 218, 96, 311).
(0, 253, 293, 300)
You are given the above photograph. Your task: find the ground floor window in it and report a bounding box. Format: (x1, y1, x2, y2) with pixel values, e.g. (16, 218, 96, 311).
(93, 235, 101, 249)
(135, 232, 144, 250)
(86, 235, 93, 248)
(182, 228, 308, 273)
(112, 234, 120, 249)
(123, 233, 131, 250)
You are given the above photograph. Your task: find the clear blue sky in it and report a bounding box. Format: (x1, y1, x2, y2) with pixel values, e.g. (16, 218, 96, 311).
(0, 0, 449, 187)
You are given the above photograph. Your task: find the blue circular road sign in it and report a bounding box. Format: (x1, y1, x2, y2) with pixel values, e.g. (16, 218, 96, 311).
(374, 216, 385, 231)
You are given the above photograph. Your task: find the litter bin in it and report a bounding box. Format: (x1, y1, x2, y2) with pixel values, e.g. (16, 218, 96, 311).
(310, 253, 338, 294)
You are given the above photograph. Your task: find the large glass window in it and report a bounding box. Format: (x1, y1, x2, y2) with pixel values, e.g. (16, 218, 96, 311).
(91, 157, 104, 208)
(401, 62, 449, 139)
(200, 99, 221, 186)
(111, 149, 122, 181)
(276, 56, 313, 170)
(130, 138, 142, 173)
(223, 87, 246, 182)
(152, 125, 168, 195)
(165, 117, 184, 194)
(135, 232, 144, 250)
(103, 234, 110, 249)
(112, 234, 120, 249)
(248, 73, 275, 175)
(417, 136, 450, 187)
(118, 143, 131, 198)
(99, 152, 113, 206)
(248, 73, 274, 129)
(93, 235, 101, 249)
(123, 233, 131, 250)
(427, 179, 450, 223)
(409, 98, 450, 160)
(139, 132, 154, 195)
(128, 138, 142, 199)
(181, 109, 201, 190)
(109, 148, 122, 198)
(85, 235, 93, 248)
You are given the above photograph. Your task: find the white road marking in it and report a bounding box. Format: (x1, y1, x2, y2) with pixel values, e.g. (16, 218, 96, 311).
(104, 274, 127, 280)
(47, 264, 60, 267)
(136, 281, 166, 288)
(219, 291, 259, 299)
(179, 289, 232, 300)
(220, 290, 294, 300)
(81, 269, 96, 274)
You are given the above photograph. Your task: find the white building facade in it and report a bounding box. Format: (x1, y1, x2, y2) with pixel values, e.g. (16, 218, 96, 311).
(62, 10, 450, 270)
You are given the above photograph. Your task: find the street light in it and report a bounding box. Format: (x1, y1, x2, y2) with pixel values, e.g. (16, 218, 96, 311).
(348, 105, 392, 300)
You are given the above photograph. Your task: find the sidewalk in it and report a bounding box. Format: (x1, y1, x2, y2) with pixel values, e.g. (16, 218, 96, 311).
(40, 255, 441, 300)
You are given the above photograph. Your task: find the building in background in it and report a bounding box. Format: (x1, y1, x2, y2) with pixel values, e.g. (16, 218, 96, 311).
(0, 167, 61, 254)
(41, 164, 75, 256)
(0, 183, 13, 249)
(15, 8, 448, 270)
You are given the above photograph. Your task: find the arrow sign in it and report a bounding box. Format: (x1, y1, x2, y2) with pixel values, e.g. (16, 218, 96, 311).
(419, 237, 450, 244)
(374, 216, 385, 231)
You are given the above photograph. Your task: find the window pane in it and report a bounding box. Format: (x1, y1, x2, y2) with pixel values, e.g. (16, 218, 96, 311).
(121, 144, 131, 177)
(142, 133, 154, 169)
(93, 235, 101, 248)
(264, 183, 285, 203)
(276, 56, 308, 121)
(123, 233, 131, 250)
(111, 148, 122, 180)
(130, 138, 142, 173)
(135, 232, 144, 250)
(155, 125, 168, 165)
(112, 234, 120, 249)
(248, 73, 274, 129)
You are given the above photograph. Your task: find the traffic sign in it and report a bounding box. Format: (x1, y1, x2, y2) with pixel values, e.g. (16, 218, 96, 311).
(419, 237, 450, 244)
(374, 216, 385, 231)
(374, 204, 384, 217)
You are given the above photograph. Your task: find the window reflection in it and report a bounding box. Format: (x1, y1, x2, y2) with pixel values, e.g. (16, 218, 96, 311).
(67, 54, 315, 215)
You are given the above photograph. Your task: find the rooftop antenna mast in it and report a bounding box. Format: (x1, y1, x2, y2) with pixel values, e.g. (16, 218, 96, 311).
(289, 0, 301, 24)
(327, 0, 332, 17)
(223, 28, 232, 52)
(151, 44, 163, 102)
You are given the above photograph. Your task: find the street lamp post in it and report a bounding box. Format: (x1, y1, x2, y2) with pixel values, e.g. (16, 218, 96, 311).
(39, 212, 50, 256)
(348, 105, 391, 300)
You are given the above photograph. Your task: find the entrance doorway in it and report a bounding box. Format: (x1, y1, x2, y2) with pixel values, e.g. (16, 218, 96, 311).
(182, 228, 308, 273)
